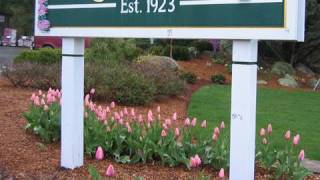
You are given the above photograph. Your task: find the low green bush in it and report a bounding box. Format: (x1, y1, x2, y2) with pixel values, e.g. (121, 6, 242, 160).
(2, 62, 61, 89)
(86, 38, 142, 63)
(14, 48, 61, 64)
(131, 60, 185, 97)
(192, 40, 213, 53)
(85, 63, 156, 105)
(211, 74, 226, 84)
(162, 45, 192, 61)
(180, 71, 197, 84)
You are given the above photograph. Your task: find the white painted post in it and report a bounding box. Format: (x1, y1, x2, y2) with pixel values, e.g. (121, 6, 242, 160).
(61, 38, 85, 169)
(229, 40, 258, 180)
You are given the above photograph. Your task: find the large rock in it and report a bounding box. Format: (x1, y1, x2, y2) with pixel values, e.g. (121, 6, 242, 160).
(278, 74, 299, 88)
(271, 62, 295, 76)
(308, 78, 319, 88)
(258, 80, 268, 85)
(137, 56, 179, 71)
(296, 63, 315, 77)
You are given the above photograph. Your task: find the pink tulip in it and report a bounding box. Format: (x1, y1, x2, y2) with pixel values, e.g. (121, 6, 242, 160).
(162, 123, 168, 130)
(293, 134, 300, 146)
(120, 111, 124, 118)
(33, 96, 40, 106)
(299, 150, 305, 161)
(30, 93, 36, 101)
(262, 138, 268, 145)
(220, 121, 225, 129)
(267, 124, 272, 134)
(189, 157, 197, 168)
(165, 119, 172, 126)
(126, 122, 132, 133)
(184, 118, 191, 126)
(85, 94, 90, 106)
(124, 108, 128, 115)
(214, 127, 220, 135)
(38, 90, 43, 96)
(84, 112, 88, 118)
(105, 164, 115, 177)
(201, 120, 207, 128)
(175, 128, 180, 137)
(260, 128, 266, 137)
(41, 99, 46, 105)
(95, 146, 104, 160)
(110, 101, 115, 108)
(106, 106, 110, 113)
(285, 130, 291, 140)
(90, 88, 95, 94)
(161, 130, 167, 137)
(130, 108, 135, 117)
(157, 106, 161, 113)
(191, 118, 197, 127)
(158, 114, 161, 120)
(148, 110, 153, 118)
(138, 114, 143, 123)
(194, 154, 201, 166)
(219, 168, 225, 178)
(172, 112, 177, 121)
(114, 112, 120, 120)
(212, 133, 219, 142)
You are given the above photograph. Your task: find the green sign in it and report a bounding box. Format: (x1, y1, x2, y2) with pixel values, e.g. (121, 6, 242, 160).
(35, 0, 304, 41)
(47, 0, 285, 28)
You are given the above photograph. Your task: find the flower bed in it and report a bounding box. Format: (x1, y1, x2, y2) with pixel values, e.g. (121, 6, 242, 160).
(23, 88, 310, 179)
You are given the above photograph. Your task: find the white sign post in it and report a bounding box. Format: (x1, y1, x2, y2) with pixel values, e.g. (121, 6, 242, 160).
(230, 40, 258, 179)
(61, 38, 85, 169)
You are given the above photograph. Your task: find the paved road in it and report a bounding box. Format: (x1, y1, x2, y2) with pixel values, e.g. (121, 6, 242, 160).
(0, 46, 27, 65)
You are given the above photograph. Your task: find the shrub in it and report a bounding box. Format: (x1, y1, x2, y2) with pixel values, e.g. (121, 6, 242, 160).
(85, 63, 156, 105)
(211, 74, 226, 84)
(2, 62, 61, 89)
(86, 38, 141, 63)
(226, 64, 232, 74)
(14, 48, 61, 64)
(131, 60, 185, 97)
(212, 52, 226, 64)
(147, 45, 165, 56)
(180, 71, 197, 84)
(192, 40, 213, 53)
(162, 45, 192, 61)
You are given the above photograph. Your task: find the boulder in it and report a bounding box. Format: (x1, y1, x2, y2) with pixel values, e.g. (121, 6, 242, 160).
(278, 74, 299, 88)
(296, 63, 315, 77)
(271, 62, 295, 76)
(137, 56, 179, 71)
(308, 78, 319, 88)
(258, 80, 268, 85)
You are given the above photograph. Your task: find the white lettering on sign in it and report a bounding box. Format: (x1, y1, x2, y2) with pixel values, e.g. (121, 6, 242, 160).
(121, 0, 176, 14)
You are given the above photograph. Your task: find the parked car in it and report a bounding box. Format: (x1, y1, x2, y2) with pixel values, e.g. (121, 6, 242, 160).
(33, 36, 91, 49)
(17, 36, 34, 48)
(2, 28, 17, 46)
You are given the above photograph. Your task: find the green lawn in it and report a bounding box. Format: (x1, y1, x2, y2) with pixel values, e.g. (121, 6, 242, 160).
(188, 85, 320, 160)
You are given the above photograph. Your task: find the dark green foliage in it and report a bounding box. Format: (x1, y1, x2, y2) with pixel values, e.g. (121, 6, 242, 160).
(86, 38, 142, 63)
(180, 71, 197, 84)
(14, 48, 61, 64)
(24, 103, 61, 143)
(131, 61, 185, 97)
(211, 74, 226, 84)
(162, 45, 192, 61)
(2, 62, 61, 89)
(85, 63, 156, 106)
(192, 40, 213, 53)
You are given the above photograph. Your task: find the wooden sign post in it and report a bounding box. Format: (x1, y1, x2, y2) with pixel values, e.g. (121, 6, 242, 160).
(35, 0, 305, 178)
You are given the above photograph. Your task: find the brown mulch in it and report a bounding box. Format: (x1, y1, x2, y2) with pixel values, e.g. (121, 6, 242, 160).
(0, 58, 319, 179)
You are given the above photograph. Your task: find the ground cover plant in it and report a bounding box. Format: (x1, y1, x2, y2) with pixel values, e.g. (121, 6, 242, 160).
(23, 88, 309, 179)
(188, 85, 320, 160)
